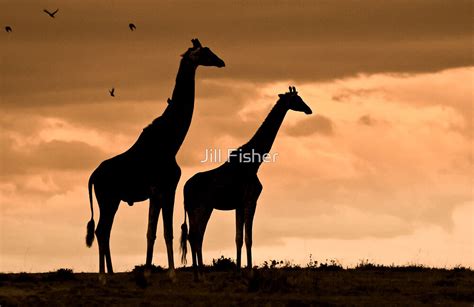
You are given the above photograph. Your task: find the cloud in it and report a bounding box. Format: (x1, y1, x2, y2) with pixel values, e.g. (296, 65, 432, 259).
(286, 115, 334, 136)
(1, 0, 471, 111)
(332, 88, 383, 102)
(0, 136, 106, 176)
(358, 115, 375, 126)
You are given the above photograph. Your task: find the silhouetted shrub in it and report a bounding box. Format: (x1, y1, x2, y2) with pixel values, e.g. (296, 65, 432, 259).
(132, 264, 165, 274)
(451, 265, 470, 272)
(131, 264, 164, 288)
(317, 259, 343, 271)
(306, 254, 318, 269)
(45, 268, 75, 281)
(390, 264, 427, 272)
(261, 260, 284, 269)
(355, 259, 384, 271)
(212, 256, 236, 271)
(55, 268, 74, 279)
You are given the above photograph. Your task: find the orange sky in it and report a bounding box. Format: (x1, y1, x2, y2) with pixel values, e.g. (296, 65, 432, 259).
(0, 0, 472, 272)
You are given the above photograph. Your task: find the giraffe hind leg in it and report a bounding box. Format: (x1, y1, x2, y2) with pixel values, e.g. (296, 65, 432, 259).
(196, 207, 213, 279)
(95, 198, 120, 274)
(190, 237, 199, 282)
(188, 211, 198, 281)
(188, 209, 201, 282)
(96, 231, 106, 274)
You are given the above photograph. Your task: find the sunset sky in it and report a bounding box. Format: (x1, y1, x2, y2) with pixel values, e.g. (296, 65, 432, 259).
(1, 0, 472, 272)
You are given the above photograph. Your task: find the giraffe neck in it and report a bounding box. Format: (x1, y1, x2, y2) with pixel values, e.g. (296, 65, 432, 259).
(235, 99, 288, 171)
(161, 58, 197, 151)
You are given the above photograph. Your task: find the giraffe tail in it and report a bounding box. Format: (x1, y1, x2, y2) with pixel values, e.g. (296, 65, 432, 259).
(180, 208, 188, 265)
(85, 172, 95, 247)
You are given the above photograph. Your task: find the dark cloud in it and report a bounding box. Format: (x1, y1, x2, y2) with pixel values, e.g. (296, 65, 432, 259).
(1, 0, 471, 111)
(286, 115, 334, 136)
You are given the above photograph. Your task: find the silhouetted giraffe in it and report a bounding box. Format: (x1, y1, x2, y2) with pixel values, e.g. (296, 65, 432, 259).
(85, 39, 225, 280)
(180, 87, 312, 281)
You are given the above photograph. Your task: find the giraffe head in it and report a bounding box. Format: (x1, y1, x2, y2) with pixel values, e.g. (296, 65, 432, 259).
(279, 86, 312, 115)
(182, 38, 225, 68)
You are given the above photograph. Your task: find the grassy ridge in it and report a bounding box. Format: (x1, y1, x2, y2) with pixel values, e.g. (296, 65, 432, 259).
(1, 259, 473, 306)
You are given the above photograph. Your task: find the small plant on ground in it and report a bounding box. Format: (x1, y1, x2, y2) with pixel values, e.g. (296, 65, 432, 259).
(212, 255, 236, 271)
(306, 254, 318, 269)
(45, 268, 75, 281)
(132, 264, 165, 274)
(451, 265, 470, 272)
(318, 259, 343, 271)
(261, 260, 284, 269)
(355, 259, 381, 270)
(393, 263, 427, 272)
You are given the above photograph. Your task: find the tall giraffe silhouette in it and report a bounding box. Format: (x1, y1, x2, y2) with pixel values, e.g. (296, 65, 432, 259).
(85, 39, 225, 280)
(180, 87, 312, 281)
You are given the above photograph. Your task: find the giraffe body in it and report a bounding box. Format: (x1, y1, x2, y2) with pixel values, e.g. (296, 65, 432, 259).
(85, 39, 225, 279)
(185, 165, 262, 211)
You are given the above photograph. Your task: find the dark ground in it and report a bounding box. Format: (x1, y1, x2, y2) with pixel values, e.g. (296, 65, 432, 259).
(0, 265, 473, 306)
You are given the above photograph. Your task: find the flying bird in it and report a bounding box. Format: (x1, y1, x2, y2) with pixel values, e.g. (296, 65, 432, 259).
(43, 9, 59, 18)
(129, 23, 136, 31)
(5, 26, 12, 32)
(109, 88, 115, 97)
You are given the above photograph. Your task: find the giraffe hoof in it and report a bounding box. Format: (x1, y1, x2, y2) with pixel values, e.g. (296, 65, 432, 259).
(167, 269, 177, 282)
(98, 273, 107, 285)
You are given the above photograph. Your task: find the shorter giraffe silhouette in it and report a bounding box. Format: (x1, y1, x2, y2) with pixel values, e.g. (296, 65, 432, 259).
(180, 87, 312, 281)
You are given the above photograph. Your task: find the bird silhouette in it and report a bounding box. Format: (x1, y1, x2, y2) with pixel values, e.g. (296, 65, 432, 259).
(129, 23, 136, 31)
(109, 88, 115, 97)
(5, 26, 12, 32)
(43, 9, 59, 18)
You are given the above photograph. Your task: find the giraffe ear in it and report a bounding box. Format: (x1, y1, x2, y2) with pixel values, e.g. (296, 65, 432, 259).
(278, 94, 284, 98)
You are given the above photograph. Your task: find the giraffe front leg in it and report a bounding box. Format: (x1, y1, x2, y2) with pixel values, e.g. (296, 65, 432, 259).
(146, 195, 162, 270)
(235, 208, 244, 271)
(162, 188, 177, 282)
